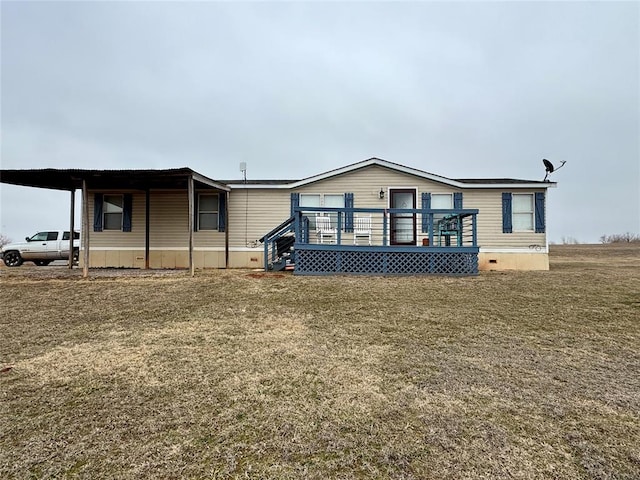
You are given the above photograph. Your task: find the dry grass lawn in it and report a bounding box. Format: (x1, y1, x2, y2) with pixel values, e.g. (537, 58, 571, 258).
(1, 244, 639, 479)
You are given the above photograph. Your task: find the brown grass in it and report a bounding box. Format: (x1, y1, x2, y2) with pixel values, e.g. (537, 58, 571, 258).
(1, 244, 639, 479)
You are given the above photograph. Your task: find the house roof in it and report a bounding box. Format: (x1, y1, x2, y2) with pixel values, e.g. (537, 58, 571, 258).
(1, 158, 556, 193)
(0, 168, 230, 192)
(224, 157, 556, 190)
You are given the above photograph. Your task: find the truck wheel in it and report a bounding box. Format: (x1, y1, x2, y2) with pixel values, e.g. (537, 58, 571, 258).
(34, 260, 51, 266)
(3, 251, 23, 267)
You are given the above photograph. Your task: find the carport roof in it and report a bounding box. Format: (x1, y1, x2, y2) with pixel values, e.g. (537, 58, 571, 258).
(0, 168, 230, 192)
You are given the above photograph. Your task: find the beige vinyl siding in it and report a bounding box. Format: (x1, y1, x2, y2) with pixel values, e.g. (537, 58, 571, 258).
(148, 191, 188, 248)
(227, 189, 290, 247)
(86, 192, 146, 248)
(193, 190, 226, 249)
(87, 190, 226, 250)
(228, 165, 548, 251)
(224, 166, 463, 249)
(464, 189, 546, 248)
(151, 190, 227, 249)
(296, 165, 454, 205)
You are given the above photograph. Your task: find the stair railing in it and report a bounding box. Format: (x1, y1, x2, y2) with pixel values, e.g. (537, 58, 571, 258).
(259, 215, 296, 271)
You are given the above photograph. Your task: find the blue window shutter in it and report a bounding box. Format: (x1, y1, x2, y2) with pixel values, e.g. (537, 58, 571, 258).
(344, 193, 354, 232)
(290, 192, 299, 217)
(218, 193, 226, 232)
(454, 192, 463, 209)
(502, 193, 512, 233)
(421, 192, 431, 233)
(535, 192, 545, 233)
(123, 194, 133, 232)
(93, 193, 103, 232)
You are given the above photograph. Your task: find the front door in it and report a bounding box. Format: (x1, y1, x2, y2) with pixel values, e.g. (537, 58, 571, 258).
(390, 189, 416, 245)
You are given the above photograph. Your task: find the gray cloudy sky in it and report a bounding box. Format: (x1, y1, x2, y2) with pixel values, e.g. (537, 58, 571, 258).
(1, 1, 638, 243)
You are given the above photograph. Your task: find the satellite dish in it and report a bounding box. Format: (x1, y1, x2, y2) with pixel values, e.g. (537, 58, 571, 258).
(542, 158, 566, 181)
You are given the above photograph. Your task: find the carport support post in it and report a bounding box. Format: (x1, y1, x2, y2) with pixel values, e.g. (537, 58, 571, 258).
(68, 189, 75, 269)
(82, 179, 90, 278)
(145, 189, 150, 269)
(188, 175, 195, 277)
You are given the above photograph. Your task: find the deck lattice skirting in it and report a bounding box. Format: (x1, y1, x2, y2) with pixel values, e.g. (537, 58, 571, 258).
(295, 245, 479, 275)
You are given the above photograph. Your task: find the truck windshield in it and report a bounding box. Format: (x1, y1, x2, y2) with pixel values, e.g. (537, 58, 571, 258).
(29, 232, 58, 241)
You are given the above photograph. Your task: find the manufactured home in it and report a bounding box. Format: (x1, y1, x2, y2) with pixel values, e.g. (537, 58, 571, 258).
(0, 158, 555, 275)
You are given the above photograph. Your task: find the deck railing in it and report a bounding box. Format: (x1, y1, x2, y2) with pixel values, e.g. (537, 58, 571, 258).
(259, 215, 296, 271)
(292, 206, 478, 248)
(262, 207, 479, 274)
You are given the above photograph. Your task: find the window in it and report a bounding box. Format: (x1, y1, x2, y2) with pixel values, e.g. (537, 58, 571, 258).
(513, 194, 534, 231)
(431, 193, 453, 226)
(300, 194, 321, 209)
(299, 194, 322, 229)
(324, 194, 345, 228)
(93, 193, 132, 232)
(30, 232, 58, 241)
(62, 231, 80, 240)
(198, 194, 219, 230)
(431, 194, 453, 210)
(103, 195, 123, 230)
(300, 193, 345, 229)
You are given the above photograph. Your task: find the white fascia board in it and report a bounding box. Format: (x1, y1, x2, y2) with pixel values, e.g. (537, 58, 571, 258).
(192, 171, 231, 191)
(227, 183, 291, 189)
(228, 180, 557, 190)
(462, 182, 557, 189)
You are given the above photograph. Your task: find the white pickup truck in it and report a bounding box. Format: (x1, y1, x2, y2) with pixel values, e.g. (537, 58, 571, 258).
(1, 231, 80, 267)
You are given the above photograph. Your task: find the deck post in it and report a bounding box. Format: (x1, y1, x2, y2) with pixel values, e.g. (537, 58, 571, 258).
(382, 210, 388, 246)
(428, 213, 434, 247)
(263, 240, 269, 271)
(472, 213, 478, 247)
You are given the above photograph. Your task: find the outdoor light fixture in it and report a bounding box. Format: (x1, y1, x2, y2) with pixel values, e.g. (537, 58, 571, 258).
(379, 188, 385, 199)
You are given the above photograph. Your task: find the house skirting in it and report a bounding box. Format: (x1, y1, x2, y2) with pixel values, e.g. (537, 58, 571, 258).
(81, 248, 548, 272)
(478, 251, 549, 271)
(81, 248, 263, 269)
(294, 245, 479, 276)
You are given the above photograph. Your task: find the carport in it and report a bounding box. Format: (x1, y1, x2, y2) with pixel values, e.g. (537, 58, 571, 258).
(0, 168, 230, 277)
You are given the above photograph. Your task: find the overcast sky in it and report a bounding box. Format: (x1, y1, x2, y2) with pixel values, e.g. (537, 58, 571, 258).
(1, 1, 638, 243)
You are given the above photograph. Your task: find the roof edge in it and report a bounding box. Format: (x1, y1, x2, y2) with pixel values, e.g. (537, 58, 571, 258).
(225, 158, 557, 189)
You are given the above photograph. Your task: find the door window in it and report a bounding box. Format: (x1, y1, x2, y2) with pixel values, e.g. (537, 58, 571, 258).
(390, 189, 416, 245)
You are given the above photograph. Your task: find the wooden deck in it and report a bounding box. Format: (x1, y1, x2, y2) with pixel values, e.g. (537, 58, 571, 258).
(263, 206, 480, 276)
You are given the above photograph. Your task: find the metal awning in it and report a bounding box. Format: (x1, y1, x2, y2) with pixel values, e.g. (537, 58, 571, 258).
(0, 168, 230, 277)
(0, 168, 230, 192)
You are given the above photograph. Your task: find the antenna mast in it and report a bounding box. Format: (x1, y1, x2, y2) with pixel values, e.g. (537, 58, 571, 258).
(240, 162, 248, 245)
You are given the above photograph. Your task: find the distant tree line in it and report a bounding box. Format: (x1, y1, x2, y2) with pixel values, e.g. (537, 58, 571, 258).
(599, 232, 640, 244)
